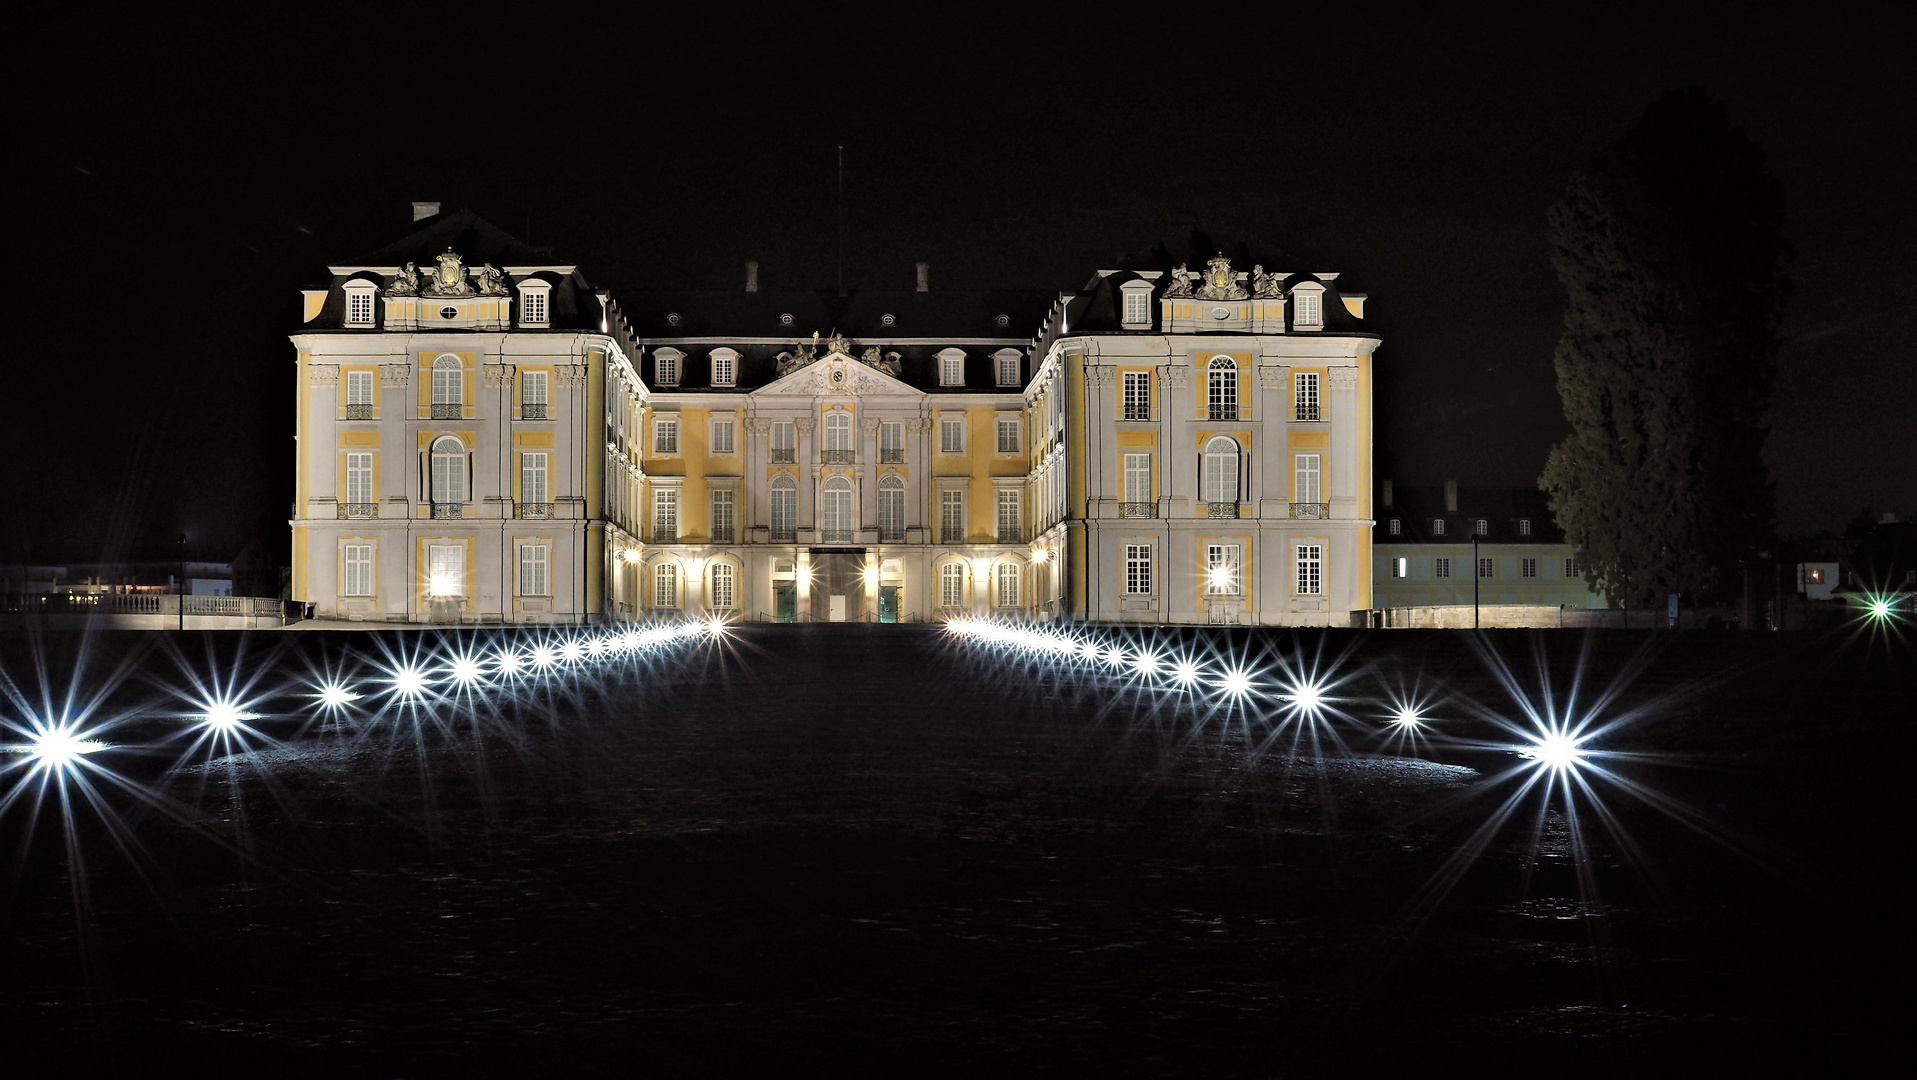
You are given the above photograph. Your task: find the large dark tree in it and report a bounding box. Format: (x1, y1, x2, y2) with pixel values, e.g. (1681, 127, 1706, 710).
(1541, 88, 1791, 608)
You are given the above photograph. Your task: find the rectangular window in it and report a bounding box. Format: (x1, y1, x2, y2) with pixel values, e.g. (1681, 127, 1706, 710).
(1123, 291, 1151, 325)
(880, 421, 904, 462)
(1294, 292, 1322, 325)
(770, 486, 796, 538)
(1294, 371, 1321, 421)
(940, 489, 964, 543)
(1435, 557, 1452, 579)
(520, 452, 548, 505)
(347, 290, 374, 325)
(709, 562, 736, 610)
(1388, 518, 1402, 536)
(996, 563, 1020, 607)
(1391, 556, 1408, 579)
(711, 418, 735, 455)
(1522, 557, 1539, 579)
(520, 544, 549, 596)
(654, 416, 679, 455)
(711, 489, 736, 544)
(1205, 544, 1242, 596)
(1518, 519, 1533, 537)
(1475, 519, 1488, 536)
(1122, 371, 1151, 419)
(345, 452, 373, 505)
(1294, 453, 1321, 505)
(521, 289, 548, 324)
(345, 370, 374, 407)
(656, 353, 680, 387)
(427, 544, 463, 595)
(996, 489, 1021, 543)
(1565, 558, 1581, 579)
(1432, 518, 1446, 536)
(1478, 557, 1495, 578)
(712, 352, 735, 387)
(771, 421, 795, 463)
(343, 544, 373, 596)
(653, 562, 678, 608)
(653, 488, 679, 542)
(1123, 453, 1151, 505)
(940, 417, 964, 454)
(939, 563, 966, 609)
(996, 416, 1020, 454)
(941, 354, 964, 386)
(1296, 544, 1323, 595)
(1125, 544, 1153, 595)
(521, 370, 548, 417)
(997, 354, 1021, 386)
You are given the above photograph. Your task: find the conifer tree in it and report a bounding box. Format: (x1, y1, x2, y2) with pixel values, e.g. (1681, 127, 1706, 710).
(1541, 88, 1791, 607)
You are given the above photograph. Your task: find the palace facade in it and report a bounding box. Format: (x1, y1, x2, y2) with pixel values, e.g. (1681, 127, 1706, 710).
(289, 209, 1379, 625)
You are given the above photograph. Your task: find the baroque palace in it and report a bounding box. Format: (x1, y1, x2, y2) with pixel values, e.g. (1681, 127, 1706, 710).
(290, 208, 1379, 625)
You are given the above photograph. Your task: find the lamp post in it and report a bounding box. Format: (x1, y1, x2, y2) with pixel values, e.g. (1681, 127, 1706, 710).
(177, 532, 188, 631)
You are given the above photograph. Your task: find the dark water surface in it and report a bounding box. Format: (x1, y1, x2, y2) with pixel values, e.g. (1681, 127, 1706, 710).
(2, 625, 1909, 1075)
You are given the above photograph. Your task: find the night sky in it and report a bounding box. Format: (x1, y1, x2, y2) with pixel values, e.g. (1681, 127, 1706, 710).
(10, 7, 1911, 566)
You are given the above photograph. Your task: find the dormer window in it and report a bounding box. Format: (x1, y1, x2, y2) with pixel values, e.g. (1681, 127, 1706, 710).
(779, 313, 795, 326)
(1518, 518, 1532, 536)
(993, 349, 1022, 387)
(515, 279, 551, 328)
(880, 314, 896, 327)
(654, 348, 683, 388)
(1475, 519, 1488, 536)
(937, 348, 966, 387)
(995, 314, 1011, 327)
(1291, 283, 1325, 329)
(343, 280, 378, 327)
(1433, 518, 1446, 536)
(1120, 281, 1154, 328)
(710, 348, 739, 388)
(666, 313, 681, 327)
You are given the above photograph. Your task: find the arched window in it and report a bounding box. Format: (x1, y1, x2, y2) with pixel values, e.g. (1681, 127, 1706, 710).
(821, 476, 854, 542)
(708, 561, 736, 610)
(823, 410, 852, 461)
(939, 562, 967, 610)
(430, 435, 467, 505)
(653, 561, 679, 608)
(770, 474, 797, 540)
(431, 355, 463, 412)
(1207, 356, 1238, 420)
(878, 474, 905, 540)
(1202, 436, 1239, 507)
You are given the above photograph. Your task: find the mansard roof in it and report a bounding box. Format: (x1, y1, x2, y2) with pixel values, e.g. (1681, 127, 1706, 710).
(635, 340, 1031, 395)
(1063, 268, 1372, 336)
(614, 287, 1056, 340)
(1375, 486, 1568, 544)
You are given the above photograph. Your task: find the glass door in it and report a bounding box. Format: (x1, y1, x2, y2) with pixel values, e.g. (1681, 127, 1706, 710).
(774, 583, 797, 623)
(879, 585, 900, 623)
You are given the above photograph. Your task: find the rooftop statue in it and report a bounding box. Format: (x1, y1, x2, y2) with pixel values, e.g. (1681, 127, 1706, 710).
(474, 263, 509, 297)
(388, 262, 420, 296)
(1162, 264, 1196, 299)
(824, 330, 853, 357)
(422, 249, 474, 297)
(1195, 254, 1249, 301)
(1250, 264, 1284, 299)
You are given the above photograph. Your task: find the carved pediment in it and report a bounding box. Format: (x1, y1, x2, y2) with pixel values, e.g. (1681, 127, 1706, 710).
(755, 355, 925, 400)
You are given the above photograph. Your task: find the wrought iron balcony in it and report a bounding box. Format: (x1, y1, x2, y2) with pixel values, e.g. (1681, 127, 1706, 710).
(431, 403, 462, 419)
(1289, 501, 1330, 519)
(1294, 405, 1322, 422)
(821, 528, 854, 543)
(769, 448, 796, 463)
(431, 501, 464, 519)
(1120, 502, 1156, 519)
(344, 403, 374, 420)
(879, 448, 905, 463)
(1206, 502, 1240, 519)
(653, 526, 678, 543)
(518, 502, 553, 520)
(1208, 405, 1239, 421)
(941, 527, 965, 544)
(822, 449, 854, 464)
(520, 402, 548, 419)
(338, 502, 378, 520)
(769, 527, 796, 543)
(878, 527, 905, 542)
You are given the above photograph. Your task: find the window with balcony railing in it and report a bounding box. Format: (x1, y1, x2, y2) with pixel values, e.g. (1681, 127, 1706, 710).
(1206, 502, 1239, 519)
(520, 402, 548, 420)
(345, 403, 375, 420)
(822, 449, 854, 464)
(518, 502, 553, 519)
(879, 448, 904, 464)
(338, 503, 378, 519)
(769, 448, 795, 463)
(432, 502, 464, 519)
(1120, 502, 1156, 518)
(431, 403, 462, 419)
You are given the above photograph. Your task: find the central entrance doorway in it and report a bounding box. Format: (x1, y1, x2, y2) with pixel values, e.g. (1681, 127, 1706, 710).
(808, 548, 868, 622)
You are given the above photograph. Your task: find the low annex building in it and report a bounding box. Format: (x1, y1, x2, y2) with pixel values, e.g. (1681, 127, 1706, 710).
(289, 209, 1379, 625)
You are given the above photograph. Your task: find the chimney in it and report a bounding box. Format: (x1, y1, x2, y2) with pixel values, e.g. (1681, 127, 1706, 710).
(1444, 479, 1458, 512)
(745, 261, 760, 293)
(412, 201, 441, 222)
(1381, 479, 1394, 508)
(916, 261, 930, 293)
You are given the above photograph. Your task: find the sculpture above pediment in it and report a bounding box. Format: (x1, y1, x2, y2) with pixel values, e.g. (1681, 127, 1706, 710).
(1195, 255, 1249, 301)
(421, 249, 474, 297)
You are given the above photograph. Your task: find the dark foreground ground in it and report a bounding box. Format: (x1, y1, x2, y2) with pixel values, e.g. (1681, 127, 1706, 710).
(1, 623, 1911, 1076)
